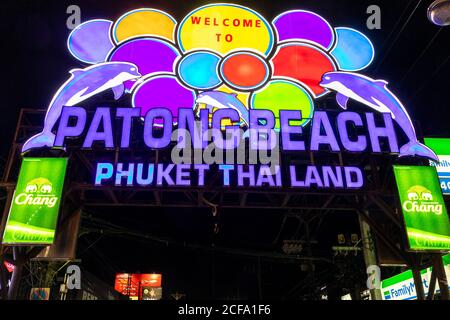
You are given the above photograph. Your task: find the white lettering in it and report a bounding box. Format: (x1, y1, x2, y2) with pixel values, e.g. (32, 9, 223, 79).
(14, 193, 58, 208)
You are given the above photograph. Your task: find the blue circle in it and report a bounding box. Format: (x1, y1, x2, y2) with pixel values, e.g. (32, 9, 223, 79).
(331, 27, 375, 71)
(178, 51, 222, 90)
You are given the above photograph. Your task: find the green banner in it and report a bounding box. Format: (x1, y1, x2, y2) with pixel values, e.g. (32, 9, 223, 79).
(424, 138, 450, 195)
(394, 165, 450, 251)
(1, 158, 68, 245)
(424, 138, 450, 155)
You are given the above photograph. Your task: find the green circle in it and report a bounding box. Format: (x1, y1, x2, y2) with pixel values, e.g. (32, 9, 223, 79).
(250, 80, 314, 129)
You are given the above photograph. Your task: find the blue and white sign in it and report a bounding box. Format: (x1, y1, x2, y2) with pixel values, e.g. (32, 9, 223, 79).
(381, 254, 450, 300)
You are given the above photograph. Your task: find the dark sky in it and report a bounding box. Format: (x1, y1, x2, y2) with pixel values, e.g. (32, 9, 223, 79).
(0, 0, 449, 299)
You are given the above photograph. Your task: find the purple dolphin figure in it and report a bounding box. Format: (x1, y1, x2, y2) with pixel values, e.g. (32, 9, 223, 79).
(196, 91, 249, 125)
(320, 71, 438, 162)
(22, 62, 141, 152)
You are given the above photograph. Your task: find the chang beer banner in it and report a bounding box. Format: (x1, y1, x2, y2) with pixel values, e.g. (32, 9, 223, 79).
(425, 138, 450, 195)
(393, 166, 450, 251)
(1, 158, 68, 245)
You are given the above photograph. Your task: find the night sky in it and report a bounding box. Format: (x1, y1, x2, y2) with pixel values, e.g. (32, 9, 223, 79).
(0, 0, 449, 299)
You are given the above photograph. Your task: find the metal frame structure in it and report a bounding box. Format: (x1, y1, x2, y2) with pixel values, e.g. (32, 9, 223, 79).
(0, 108, 449, 300)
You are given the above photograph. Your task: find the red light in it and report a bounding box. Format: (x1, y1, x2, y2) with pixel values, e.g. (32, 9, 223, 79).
(4, 261, 15, 273)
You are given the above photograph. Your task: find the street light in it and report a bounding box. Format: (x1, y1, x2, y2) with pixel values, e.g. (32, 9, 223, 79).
(428, 0, 450, 26)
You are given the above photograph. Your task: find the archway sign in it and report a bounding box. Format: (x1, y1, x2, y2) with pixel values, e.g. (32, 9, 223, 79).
(2, 3, 449, 251)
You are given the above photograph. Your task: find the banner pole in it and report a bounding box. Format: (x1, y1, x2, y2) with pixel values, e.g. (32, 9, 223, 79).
(0, 187, 14, 255)
(359, 213, 382, 300)
(432, 254, 449, 300)
(0, 188, 14, 299)
(7, 247, 24, 300)
(427, 267, 437, 300)
(412, 262, 426, 300)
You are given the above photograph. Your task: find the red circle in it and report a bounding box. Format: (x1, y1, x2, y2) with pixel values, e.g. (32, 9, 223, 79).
(272, 43, 336, 96)
(221, 53, 269, 89)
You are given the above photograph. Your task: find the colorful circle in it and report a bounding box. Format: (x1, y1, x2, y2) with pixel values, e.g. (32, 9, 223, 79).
(67, 19, 114, 64)
(273, 10, 335, 50)
(64, 5, 384, 133)
(331, 27, 375, 71)
(112, 8, 177, 44)
(132, 74, 196, 124)
(109, 38, 180, 91)
(177, 4, 275, 56)
(250, 79, 314, 129)
(178, 51, 222, 90)
(220, 52, 270, 91)
(271, 42, 337, 97)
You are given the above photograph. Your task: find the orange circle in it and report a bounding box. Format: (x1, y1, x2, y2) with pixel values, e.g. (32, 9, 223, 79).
(272, 43, 336, 96)
(221, 53, 269, 90)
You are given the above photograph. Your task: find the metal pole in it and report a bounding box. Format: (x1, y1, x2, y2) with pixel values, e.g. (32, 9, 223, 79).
(432, 254, 449, 300)
(359, 213, 383, 300)
(0, 188, 14, 299)
(0, 256, 8, 299)
(427, 267, 437, 300)
(0, 188, 14, 255)
(1, 188, 15, 300)
(2, 109, 24, 183)
(412, 265, 426, 300)
(8, 247, 24, 300)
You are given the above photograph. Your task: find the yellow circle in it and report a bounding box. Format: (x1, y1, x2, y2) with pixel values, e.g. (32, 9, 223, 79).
(178, 4, 274, 56)
(113, 9, 176, 44)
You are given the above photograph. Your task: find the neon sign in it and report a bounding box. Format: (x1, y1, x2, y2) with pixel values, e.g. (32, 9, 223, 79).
(19, 3, 439, 190)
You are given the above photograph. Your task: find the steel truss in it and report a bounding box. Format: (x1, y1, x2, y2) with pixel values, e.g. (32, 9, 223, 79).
(0, 109, 449, 300)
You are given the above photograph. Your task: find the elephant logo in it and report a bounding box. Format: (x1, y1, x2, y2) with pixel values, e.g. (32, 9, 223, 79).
(407, 192, 419, 201)
(407, 185, 433, 201)
(403, 185, 442, 215)
(25, 178, 53, 195)
(25, 184, 38, 193)
(421, 192, 433, 201)
(14, 177, 58, 208)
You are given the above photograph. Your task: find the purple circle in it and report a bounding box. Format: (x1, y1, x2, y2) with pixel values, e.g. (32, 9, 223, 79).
(67, 19, 114, 64)
(132, 75, 196, 124)
(109, 38, 180, 90)
(273, 10, 335, 50)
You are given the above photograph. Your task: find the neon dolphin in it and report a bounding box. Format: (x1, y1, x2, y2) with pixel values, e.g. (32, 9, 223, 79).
(319, 71, 438, 162)
(22, 62, 141, 152)
(196, 91, 249, 125)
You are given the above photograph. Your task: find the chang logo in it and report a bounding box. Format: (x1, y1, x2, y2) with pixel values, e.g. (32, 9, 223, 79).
(407, 185, 433, 201)
(403, 185, 442, 215)
(25, 178, 53, 194)
(14, 177, 58, 208)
